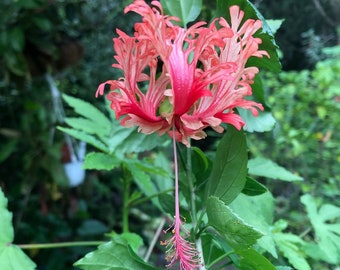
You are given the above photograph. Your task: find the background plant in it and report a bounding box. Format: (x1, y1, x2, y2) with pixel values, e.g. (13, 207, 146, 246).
(0, 0, 339, 269)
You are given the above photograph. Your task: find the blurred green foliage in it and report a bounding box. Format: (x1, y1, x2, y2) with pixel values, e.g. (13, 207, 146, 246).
(0, 0, 339, 269)
(249, 46, 340, 198)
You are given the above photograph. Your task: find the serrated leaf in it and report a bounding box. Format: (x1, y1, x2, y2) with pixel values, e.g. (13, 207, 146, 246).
(62, 94, 111, 133)
(119, 233, 144, 254)
(205, 125, 247, 204)
(207, 196, 263, 250)
(273, 232, 311, 270)
(0, 245, 36, 270)
(217, 0, 281, 72)
(301, 194, 340, 264)
(64, 117, 108, 142)
(161, 0, 202, 27)
(58, 127, 107, 152)
(238, 248, 276, 270)
(241, 176, 267, 196)
(113, 130, 165, 157)
(83, 152, 120, 170)
(125, 160, 157, 199)
(248, 157, 303, 181)
(74, 237, 157, 270)
(229, 192, 277, 258)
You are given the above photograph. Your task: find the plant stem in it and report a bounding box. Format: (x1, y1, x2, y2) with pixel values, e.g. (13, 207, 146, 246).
(17, 241, 104, 250)
(172, 127, 180, 230)
(206, 250, 234, 269)
(144, 217, 166, 262)
(129, 188, 174, 207)
(186, 144, 206, 270)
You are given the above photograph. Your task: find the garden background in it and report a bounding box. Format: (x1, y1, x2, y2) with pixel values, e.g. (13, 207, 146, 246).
(0, 0, 339, 269)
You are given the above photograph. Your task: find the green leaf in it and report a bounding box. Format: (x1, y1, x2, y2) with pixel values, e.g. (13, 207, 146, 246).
(229, 192, 277, 258)
(266, 19, 284, 35)
(119, 233, 144, 254)
(125, 160, 158, 199)
(0, 188, 36, 270)
(207, 196, 263, 250)
(58, 127, 107, 152)
(0, 188, 14, 244)
(83, 152, 120, 170)
(9, 27, 25, 52)
(239, 109, 276, 133)
(32, 16, 52, 32)
(273, 232, 311, 270)
(248, 157, 303, 181)
(64, 117, 108, 142)
(301, 194, 340, 264)
(0, 139, 18, 164)
(238, 249, 276, 270)
(113, 130, 166, 157)
(205, 125, 247, 204)
(0, 245, 36, 270)
(62, 94, 111, 135)
(77, 219, 109, 237)
(191, 146, 212, 184)
(217, 0, 281, 72)
(161, 0, 202, 27)
(158, 193, 175, 216)
(74, 237, 157, 270)
(241, 176, 267, 196)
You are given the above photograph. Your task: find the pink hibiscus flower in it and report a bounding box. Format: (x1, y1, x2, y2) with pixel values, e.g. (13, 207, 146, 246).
(96, 0, 269, 146)
(97, 1, 269, 269)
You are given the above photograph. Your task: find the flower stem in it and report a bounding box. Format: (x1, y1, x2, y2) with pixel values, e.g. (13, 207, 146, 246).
(205, 250, 234, 269)
(172, 126, 180, 226)
(17, 241, 104, 250)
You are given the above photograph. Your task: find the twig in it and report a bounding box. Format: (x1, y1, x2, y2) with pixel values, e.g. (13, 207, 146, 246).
(144, 217, 166, 262)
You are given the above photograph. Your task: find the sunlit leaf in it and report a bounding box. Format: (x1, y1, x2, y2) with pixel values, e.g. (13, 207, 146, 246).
(0, 245, 36, 270)
(207, 196, 263, 250)
(229, 192, 277, 258)
(62, 94, 111, 135)
(274, 232, 311, 270)
(239, 109, 276, 133)
(248, 157, 303, 181)
(64, 117, 105, 137)
(74, 236, 157, 270)
(301, 194, 340, 264)
(57, 127, 107, 152)
(266, 19, 284, 35)
(0, 188, 36, 270)
(125, 160, 158, 199)
(0, 188, 13, 244)
(83, 152, 120, 171)
(205, 125, 247, 204)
